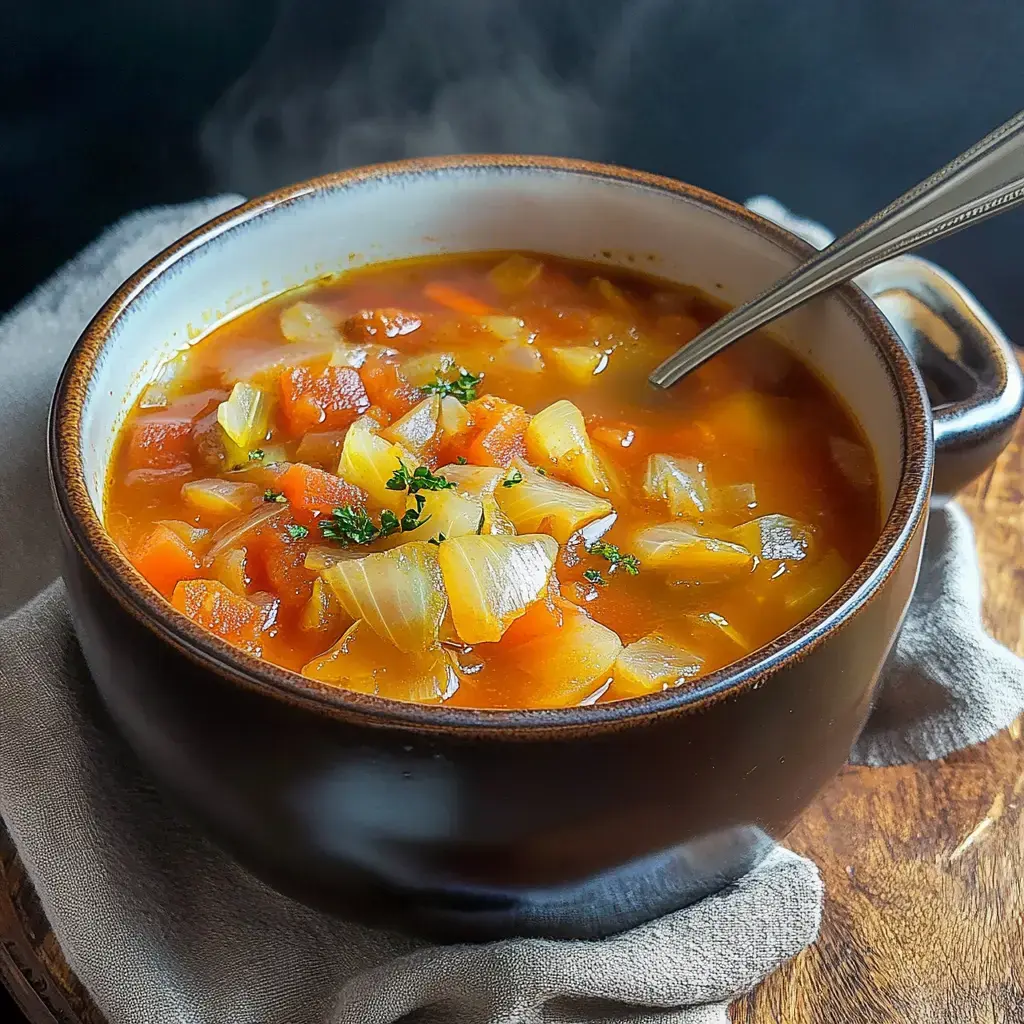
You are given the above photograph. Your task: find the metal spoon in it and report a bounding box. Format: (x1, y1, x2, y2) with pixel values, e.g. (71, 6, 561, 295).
(649, 108, 1024, 389)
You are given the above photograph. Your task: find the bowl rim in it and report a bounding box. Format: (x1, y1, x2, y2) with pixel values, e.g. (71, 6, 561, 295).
(48, 154, 933, 736)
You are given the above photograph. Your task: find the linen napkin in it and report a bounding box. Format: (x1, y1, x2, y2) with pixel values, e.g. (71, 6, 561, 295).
(0, 197, 1019, 1024)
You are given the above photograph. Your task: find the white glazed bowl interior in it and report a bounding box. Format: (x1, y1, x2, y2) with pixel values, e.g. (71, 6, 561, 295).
(79, 162, 904, 524)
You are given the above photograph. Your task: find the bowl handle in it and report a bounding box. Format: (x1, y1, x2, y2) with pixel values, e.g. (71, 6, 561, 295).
(857, 255, 1024, 501)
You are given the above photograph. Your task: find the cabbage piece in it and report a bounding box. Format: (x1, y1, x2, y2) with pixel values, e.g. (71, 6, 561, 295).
(495, 459, 612, 542)
(181, 479, 260, 516)
(507, 605, 622, 708)
(280, 301, 341, 345)
(217, 382, 272, 456)
(548, 346, 607, 384)
(524, 399, 611, 495)
(322, 541, 447, 653)
(643, 455, 710, 519)
(300, 577, 347, 636)
(488, 254, 544, 295)
(302, 620, 456, 702)
(337, 416, 412, 512)
(403, 352, 455, 387)
(730, 515, 814, 562)
(378, 488, 484, 547)
(784, 549, 850, 620)
(438, 534, 557, 643)
(631, 523, 752, 579)
(481, 495, 516, 535)
(381, 395, 441, 456)
(205, 503, 287, 562)
(328, 342, 372, 369)
(613, 635, 704, 697)
(435, 464, 504, 497)
(439, 395, 474, 438)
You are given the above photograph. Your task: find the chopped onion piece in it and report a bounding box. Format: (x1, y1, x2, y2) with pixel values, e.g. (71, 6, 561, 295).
(328, 343, 371, 369)
(205, 503, 287, 562)
(381, 395, 441, 456)
(481, 495, 516, 535)
(784, 549, 850, 620)
(181, 479, 260, 516)
(495, 459, 613, 542)
(613, 635, 704, 697)
(631, 523, 753, 579)
(829, 436, 875, 491)
(301, 620, 455, 703)
(508, 604, 622, 708)
(337, 416, 413, 512)
(643, 455, 710, 519)
(322, 542, 447, 653)
(304, 545, 365, 572)
(280, 301, 340, 345)
(211, 547, 248, 596)
(155, 520, 210, 550)
(217, 382, 271, 453)
(403, 352, 455, 387)
(730, 515, 814, 562)
(488, 254, 544, 295)
(439, 395, 474, 438)
(548, 346, 605, 384)
(438, 534, 557, 643)
(524, 399, 611, 495)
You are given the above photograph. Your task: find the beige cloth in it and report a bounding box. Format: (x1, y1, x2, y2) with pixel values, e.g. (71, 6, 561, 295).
(0, 198, 1019, 1024)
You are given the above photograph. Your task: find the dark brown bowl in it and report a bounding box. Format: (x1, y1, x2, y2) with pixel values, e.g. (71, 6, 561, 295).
(47, 157, 1020, 940)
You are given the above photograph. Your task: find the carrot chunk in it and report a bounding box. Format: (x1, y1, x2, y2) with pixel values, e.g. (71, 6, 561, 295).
(423, 281, 495, 317)
(132, 524, 202, 596)
(278, 462, 368, 525)
(359, 354, 422, 419)
(279, 366, 370, 435)
(462, 396, 530, 467)
(171, 579, 264, 652)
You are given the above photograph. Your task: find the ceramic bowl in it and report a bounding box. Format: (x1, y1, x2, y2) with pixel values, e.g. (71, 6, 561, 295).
(48, 157, 1022, 940)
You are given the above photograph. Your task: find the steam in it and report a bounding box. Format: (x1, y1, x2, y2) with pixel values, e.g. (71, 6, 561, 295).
(200, 0, 670, 196)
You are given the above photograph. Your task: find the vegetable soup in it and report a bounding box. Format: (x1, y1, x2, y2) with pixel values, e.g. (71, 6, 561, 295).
(105, 252, 880, 708)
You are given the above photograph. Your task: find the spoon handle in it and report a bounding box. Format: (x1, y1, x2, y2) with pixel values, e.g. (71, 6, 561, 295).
(650, 108, 1024, 389)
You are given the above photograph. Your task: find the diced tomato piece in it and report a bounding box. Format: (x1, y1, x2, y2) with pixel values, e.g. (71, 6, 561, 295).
(251, 527, 316, 610)
(422, 282, 494, 317)
(132, 524, 202, 596)
(125, 390, 225, 470)
(171, 579, 263, 653)
(294, 430, 348, 469)
(278, 462, 368, 526)
(461, 396, 530, 467)
(279, 366, 370, 435)
(342, 308, 422, 341)
(359, 353, 422, 418)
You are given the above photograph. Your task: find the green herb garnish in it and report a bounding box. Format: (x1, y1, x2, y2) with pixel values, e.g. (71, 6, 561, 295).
(537, 467, 547, 475)
(263, 489, 287, 503)
(286, 524, 309, 540)
(399, 493, 432, 533)
(423, 369, 483, 403)
(249, 448, 265, 462)
(320, 506, 380, 545)
(502, 468, 524, 488)
(386, 460, 456, 494)
(427, 532, 448, 546)
(378, 509, 402, 538)
(582, 568, 607, 586)
(456, 456, 469, 465)
(587, 540, 641, 576)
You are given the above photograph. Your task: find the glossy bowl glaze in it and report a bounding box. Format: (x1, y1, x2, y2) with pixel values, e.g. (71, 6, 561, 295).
(47, 157, 1015, 940)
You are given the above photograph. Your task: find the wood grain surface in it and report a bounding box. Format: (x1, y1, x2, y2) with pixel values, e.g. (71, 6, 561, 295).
(2, 389, 1023, 1024)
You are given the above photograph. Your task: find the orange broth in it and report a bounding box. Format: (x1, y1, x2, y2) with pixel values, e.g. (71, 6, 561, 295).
(105, 252, 880, 709)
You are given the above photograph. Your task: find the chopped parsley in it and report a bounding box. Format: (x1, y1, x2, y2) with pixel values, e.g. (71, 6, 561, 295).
(423, 368, 483, 403)
(319, 497, 428, 547)
(587, 540, 641, 576)
(263, 489, 287, 503)
(286, 524, 309, 540)
(386, 460, 455, 494)
(456, 456, 469, 465)
(249, 448, 265, 462)
(537, 467, 547, 475)
(502, 468, 524, 488)
(399, 493, 432, 532)
(427, 531, 448, 546)
(582, 568, 607, 586)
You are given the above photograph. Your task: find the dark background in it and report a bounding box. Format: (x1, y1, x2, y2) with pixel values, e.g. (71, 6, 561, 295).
(0, 0, 1021, 1014)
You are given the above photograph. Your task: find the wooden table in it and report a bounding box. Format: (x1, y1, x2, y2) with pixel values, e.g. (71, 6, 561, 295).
(2, 402, 1022, 1024)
